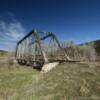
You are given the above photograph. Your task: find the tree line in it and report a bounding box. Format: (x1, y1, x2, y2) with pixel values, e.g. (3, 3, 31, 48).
(61, 40, 100, 61)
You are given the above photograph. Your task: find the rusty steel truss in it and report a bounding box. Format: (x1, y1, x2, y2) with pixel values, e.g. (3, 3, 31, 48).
(15, 29, 71, 68)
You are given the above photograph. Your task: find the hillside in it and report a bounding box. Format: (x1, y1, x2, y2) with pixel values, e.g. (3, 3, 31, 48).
(93, 40, 100, 56)
(0, 50, 8, 58)
(80, 39, 100, 56)
(63, 39, 100, 61)
(0, 62, 100, 100)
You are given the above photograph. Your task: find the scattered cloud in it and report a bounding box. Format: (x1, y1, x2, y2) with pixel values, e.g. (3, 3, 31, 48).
(0, 14, 26, 51)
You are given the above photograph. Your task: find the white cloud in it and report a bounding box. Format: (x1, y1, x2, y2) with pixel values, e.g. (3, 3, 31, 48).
(0, 19, 26, 51)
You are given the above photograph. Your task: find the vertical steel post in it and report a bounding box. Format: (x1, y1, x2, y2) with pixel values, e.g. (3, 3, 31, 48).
(33, 29, 48, 63)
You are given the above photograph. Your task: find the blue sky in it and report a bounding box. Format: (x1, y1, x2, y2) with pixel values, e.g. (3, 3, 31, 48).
(0, 0, 100, 50)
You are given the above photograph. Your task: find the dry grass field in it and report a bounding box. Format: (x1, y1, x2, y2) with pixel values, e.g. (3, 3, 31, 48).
(0, 57, 100, 100)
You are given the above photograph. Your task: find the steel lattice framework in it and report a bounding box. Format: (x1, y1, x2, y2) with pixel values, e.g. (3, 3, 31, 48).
(15, 29, 72, 68)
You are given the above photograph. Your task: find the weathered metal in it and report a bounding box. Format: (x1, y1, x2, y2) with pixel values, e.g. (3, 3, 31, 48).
(15, 29, 71, 68)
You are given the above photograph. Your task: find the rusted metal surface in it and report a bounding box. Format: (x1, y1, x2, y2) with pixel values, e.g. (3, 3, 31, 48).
(15, 29, 71, 67)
